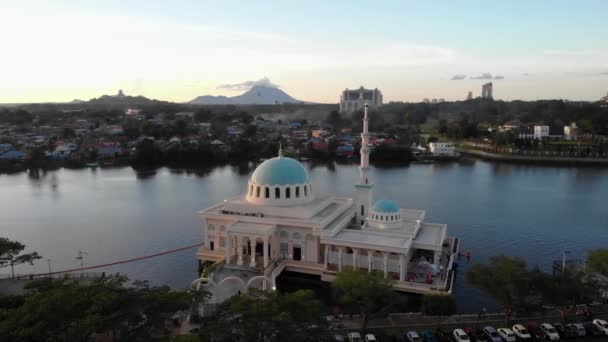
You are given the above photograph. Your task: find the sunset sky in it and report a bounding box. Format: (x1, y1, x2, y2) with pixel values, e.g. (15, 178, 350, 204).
(1, 0, 607, 103)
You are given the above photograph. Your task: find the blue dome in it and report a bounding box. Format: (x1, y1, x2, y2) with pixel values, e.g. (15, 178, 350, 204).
(373, 200, 400, 213)
(250, 157, 309, 185)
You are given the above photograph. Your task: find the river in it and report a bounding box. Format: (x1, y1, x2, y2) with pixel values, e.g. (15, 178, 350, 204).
(1, 159, 607, 312)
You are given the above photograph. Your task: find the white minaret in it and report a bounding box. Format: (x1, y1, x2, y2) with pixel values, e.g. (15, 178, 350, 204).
(354, 104, 374, 227)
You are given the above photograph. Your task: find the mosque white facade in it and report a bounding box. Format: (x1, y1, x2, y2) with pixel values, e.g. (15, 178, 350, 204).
(196, 104, 458, 298)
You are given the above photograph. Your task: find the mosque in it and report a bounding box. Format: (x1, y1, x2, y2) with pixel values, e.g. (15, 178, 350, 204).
(196, 104, 458, 298)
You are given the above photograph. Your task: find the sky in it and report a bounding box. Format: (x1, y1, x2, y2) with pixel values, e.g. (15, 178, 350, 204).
(1, 0, 607, 104)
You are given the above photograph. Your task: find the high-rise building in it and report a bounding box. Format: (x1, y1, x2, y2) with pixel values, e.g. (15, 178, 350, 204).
(481, 82, 493, 99)
(339, 86, 383, 113)
(466, 91, 473, 100)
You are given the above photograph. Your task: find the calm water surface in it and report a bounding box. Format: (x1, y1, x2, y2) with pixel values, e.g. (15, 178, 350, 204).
(1, 159, 607, 312)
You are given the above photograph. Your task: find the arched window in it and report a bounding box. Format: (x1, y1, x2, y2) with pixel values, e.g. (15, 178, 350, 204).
(256, 186, 260, 198)
(381, 215, 384, 221)
(295, 186, 300, 198)
(361, 205, 364, 216)
(286, 187, 291, 198)
(275, 187, 281, 199)
(265, 187, 270, 198)
(304, 185, 308, 197)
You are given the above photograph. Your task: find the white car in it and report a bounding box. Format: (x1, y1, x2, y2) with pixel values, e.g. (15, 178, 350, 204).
(348, 332, 363, 342)
(364, 334, 377, 342)
(540, 323, 560, 341)
(593, 319, 608, 335)
(566, 323, 585, 337)
(497, 328, 516, 342)
(453, 329, 470, 342)
(512, 324, 531, 339)
(406, 331, 422, 342)
(483, 326, 502, 342)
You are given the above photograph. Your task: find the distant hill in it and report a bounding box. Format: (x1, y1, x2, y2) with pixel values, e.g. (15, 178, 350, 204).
(189, 85, 305, 105)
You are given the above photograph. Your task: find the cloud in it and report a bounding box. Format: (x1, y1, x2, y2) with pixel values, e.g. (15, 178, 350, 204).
(493, 75, 504, 80)
(600, 72, 608, 76)
(217, 77, 279, 91)
(451, 75, 466, 80)
(470, 73, 493, 80)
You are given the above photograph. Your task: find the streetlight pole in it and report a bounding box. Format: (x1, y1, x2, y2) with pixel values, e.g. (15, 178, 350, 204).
(47, 259, 52, 277)
(76, 250, 87, 277)
(562, 250, 571, 273)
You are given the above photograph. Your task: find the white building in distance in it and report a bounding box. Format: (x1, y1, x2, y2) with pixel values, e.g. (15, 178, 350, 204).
(481, 82, 493, 99)
(564, 123, 579, 140)
(429, 142, 458, 156)
(340, 86, 383, 113)
(534, 125, 550, 139)
(196, 105, 458, 301)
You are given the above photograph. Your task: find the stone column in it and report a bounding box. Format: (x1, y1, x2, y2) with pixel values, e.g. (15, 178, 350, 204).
(338, 247, 344, 272)
(399, 254, 406, 281)
(324, 245, 329, 269)
(263, 237, 269, 268)
(237, 236, 243, 266)
(383, 252, 389, 279)
(249, 236, 256, 268)
(352, 248, 358, 270)
(225, 233, 231, 264)
(433, 250, 441, 266)
(288, 240, 293, 260)
(367, 250, 373, 272)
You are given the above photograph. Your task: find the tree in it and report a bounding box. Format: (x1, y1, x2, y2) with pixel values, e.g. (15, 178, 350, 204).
(326, 110, 343, 128)
(421, 294, 457, 316)
(204, 289, 329, 342)
(331, 269, 396, 329)
(0, 237, 41, 278)
(0, 275, 190, 342)
(465, 255, 541, 318)
(194, 108, 213, 123)
(587, 249, 608, 276)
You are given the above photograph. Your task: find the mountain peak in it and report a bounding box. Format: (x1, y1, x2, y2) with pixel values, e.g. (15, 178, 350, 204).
(189, 85, 303, 105)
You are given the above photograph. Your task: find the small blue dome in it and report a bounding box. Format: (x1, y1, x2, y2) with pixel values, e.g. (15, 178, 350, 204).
(250, 157, 309, 185)
(373, 200, 400, 213)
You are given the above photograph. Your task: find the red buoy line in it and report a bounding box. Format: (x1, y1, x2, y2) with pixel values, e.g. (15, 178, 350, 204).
(30, 242, 204, 277)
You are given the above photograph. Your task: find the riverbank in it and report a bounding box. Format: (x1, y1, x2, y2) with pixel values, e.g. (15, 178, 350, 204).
(459, 148, 608, 166)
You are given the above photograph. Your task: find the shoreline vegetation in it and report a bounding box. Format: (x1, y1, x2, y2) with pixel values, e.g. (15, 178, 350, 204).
(3, 98, 608, 175)
(459, 147, 608, 166)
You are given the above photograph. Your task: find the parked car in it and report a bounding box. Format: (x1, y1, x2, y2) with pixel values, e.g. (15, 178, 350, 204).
(552, 323, 576, 339)
(364, 334, 377, 342)
(434, 329, 451, 342)
(512, 324, 532, 340)
(348, 332, 363, 342)
(334, 334, 346, 342)
(464, 327, 477, 342)
(592, 319, 608, 335)
(525, 323, 545, 341)
(474, 328, 489, 342)
(583, 321, 604, 336)
(539, 324, 560, 341)
(566, 323, 585, 337)
(497, 328, 516, 342)
(453, 329, 470, 342)
(482, 326, 502, 342)
(421, 330, 436, 342)
(407, 331, 422, 342)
